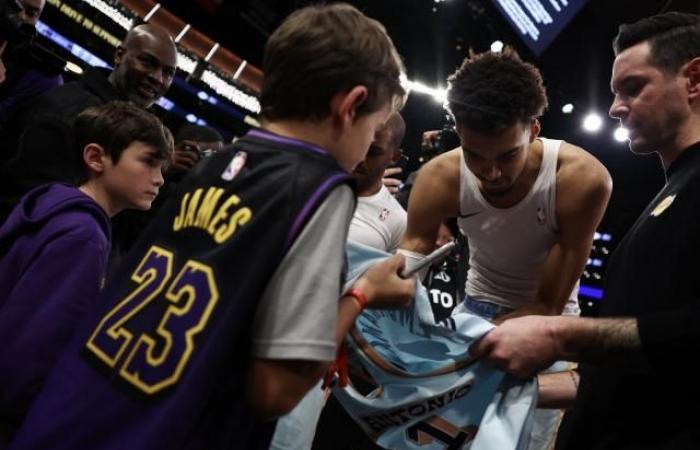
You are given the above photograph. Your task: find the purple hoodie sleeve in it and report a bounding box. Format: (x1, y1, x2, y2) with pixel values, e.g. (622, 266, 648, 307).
(0, 233, 109, 420)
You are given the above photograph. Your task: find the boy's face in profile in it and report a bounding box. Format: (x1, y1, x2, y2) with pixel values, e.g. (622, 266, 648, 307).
(102, 141, 166, 211)
(338, 102, 393, 173)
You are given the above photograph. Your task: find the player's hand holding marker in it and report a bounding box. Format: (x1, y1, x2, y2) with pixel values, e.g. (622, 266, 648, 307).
(352, 254, 415, 310)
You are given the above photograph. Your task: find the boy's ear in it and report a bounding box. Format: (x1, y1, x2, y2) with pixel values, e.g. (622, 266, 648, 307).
(330, 86, 368, 126)
(83, 143, 108, 175)
(685, 57, 700, 101)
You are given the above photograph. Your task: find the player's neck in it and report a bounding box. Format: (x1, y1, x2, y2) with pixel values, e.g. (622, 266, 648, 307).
(357, 179, 383, 197)
(262, 118, 363, 172)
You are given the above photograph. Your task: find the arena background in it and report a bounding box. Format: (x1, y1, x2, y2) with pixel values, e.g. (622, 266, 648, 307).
(30, 0, 700, 315)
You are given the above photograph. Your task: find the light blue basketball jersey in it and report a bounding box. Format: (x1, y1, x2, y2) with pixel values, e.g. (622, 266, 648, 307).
(332, 242, 538, 450)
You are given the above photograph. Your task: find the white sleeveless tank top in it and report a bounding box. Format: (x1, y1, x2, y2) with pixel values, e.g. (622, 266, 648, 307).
(457, 138, 580, 315)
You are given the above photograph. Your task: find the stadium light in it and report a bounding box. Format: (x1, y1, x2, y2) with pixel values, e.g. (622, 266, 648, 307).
(613, 126, 629, 142)
(582, 113, 603, 133)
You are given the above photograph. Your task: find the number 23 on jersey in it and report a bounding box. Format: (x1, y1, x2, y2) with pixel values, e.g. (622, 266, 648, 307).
(86, 245, 219, 395)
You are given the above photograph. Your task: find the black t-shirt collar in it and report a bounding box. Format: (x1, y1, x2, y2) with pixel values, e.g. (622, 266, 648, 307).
(666, 140, 700, 178)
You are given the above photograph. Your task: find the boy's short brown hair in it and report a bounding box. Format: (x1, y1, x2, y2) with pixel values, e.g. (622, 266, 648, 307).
(73, 101, 173, 184)
(260, 3, 406, 121)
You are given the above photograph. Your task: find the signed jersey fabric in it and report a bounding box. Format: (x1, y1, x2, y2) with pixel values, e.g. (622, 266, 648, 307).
(333, 242, 537, 450)
(9, 130, 352, 450)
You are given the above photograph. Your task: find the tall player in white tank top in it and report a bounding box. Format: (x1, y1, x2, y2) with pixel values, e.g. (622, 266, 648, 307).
(402, 131, 610, 323)
(457, 137, 581, 317)
(400, 48, 612, 450)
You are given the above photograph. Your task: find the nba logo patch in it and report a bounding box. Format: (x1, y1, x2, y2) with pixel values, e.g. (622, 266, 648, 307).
(379, 208, 390, 221)
(651, 194, 676, 217)
(222, 151, 247, 181)
(536, 207, 546, 225)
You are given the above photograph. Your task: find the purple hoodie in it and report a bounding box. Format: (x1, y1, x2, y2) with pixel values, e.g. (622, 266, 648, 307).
(0, 183, 111, 433)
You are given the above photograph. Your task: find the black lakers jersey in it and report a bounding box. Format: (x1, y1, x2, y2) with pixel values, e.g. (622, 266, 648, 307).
(10, 130, 353, 450)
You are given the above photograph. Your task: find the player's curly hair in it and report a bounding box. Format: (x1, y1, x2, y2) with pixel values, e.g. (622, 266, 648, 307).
(446, 47, 547, 134)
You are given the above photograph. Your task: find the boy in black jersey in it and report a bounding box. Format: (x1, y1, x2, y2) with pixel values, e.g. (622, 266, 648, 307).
(9, 4, 415, 450)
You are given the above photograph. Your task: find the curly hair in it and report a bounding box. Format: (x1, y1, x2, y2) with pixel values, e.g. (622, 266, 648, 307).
(614, 12, 700, 74)
(446, 48, 547, 134)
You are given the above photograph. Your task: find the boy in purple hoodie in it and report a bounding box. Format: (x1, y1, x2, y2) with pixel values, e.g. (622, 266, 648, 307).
(0, 101, 172, 439)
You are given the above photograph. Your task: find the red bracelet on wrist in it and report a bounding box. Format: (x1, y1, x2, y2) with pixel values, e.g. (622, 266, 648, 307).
(345, 288, 368, 310)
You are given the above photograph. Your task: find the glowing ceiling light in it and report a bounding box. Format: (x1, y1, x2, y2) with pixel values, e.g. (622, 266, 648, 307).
(204, 43, 220, 62)
(490, 40, 504, 53)
(80, 0, 133, 30)
(233, 60, 247, 80)
(582, 113, 603, 133)
(201, 70, 261, 113)
(613, 126, 629, 142)
(176, 52, 196, 74)
(562, 103, 574, 114)
(406, 80, 447, 104)
(174, 24, 191, 44)
(155, 97, 174, 111)
(142, 3, 161, 22)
